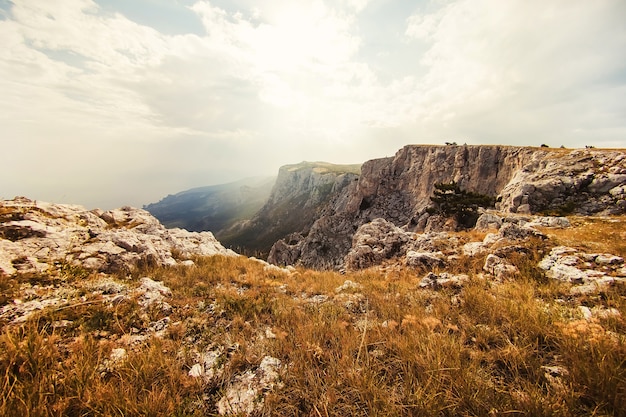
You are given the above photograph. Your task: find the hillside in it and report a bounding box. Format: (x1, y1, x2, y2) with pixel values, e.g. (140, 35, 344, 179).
(144, 176, 275, 238)
(0, 195, 625, 416)
(218, 161, 361, 256)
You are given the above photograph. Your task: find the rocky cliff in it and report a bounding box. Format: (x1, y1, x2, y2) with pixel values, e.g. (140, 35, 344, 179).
(0, 197, 236, 276)
(219, 161, 360, 256)
(268, 145, 626, 269)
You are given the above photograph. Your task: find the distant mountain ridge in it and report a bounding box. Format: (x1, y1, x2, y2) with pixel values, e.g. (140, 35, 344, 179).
(144, 176, 275, 237)
(145, 162, 362, 256)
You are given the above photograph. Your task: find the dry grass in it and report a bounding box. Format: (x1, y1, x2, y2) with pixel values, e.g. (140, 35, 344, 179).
(540, 215, 626, 256)
(1, 221, 626, 416)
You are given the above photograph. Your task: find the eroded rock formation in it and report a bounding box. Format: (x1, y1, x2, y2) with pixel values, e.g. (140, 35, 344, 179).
(0, 197, 235, 276)
(269, 145, 626, 270)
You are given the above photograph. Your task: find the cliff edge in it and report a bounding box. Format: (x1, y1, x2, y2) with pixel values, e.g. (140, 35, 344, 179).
(269, 145, 626, 269)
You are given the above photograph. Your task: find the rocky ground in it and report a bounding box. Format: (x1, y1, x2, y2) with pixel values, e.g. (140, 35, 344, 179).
(1, 197, 625, 416)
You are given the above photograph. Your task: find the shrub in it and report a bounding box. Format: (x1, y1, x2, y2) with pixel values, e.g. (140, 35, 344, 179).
(428, 182, 495, 228)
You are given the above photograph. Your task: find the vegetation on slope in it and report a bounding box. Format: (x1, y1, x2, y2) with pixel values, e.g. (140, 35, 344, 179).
(1, 219, 626, 416)
(144, 177, 275, 234)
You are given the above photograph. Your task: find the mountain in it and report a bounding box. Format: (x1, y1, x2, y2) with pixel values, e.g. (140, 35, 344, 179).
(144, 176, 275, 237)
(268, 145, 626, 269)
(218, 161, 361, 256)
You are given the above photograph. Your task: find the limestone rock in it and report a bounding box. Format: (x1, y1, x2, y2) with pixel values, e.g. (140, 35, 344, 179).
(475, 213, 503, 231)
(527, 216, 571, 228)
(136, 277, 171, 310)
(497, 149, 626, 215)
(405, 251, 446, 268)
(188, 346, 225, 382)
(463, 242, 487, 257)
(419, 272, 469, 289)
(216, 356, 283, 416)
(0, 197, 235, 276)
(483, 254, 518, 279)
(538, 246, 626, 292)
(498, 223, 545, 241)
(335, 280, 362, 293)
(344, 218, 412, 270)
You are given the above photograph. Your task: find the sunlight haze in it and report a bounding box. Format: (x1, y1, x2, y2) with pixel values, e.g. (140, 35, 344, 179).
(1, 0, 625, 209)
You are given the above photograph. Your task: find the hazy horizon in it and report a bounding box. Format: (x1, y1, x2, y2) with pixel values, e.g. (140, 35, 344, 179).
(1, 0, 625, 209)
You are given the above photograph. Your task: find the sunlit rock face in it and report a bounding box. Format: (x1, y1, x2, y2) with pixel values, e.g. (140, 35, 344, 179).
(0, 197, 235, 276)
(268, 145, 626, 270)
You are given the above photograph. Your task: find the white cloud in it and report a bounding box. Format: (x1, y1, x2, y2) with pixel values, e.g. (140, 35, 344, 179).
(0, 0, 624, 208)
(403, 0, 626, 143)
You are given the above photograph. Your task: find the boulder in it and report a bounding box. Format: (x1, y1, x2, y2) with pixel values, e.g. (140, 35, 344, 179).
(474, 213, 503, 231)
(405, 251, 445, 268)
(344, 218, 413, 270)
(483, 254, 518, 279)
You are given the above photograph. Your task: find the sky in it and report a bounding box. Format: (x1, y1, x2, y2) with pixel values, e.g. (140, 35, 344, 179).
(1, 0, 625, 209)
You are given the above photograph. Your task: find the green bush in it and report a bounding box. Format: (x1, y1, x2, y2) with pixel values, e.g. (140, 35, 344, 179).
(428, 182, 495, 228)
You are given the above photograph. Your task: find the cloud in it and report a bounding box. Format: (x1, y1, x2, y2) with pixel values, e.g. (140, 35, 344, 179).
(403, 0, 626, 144)
(0, 0, 624, 209)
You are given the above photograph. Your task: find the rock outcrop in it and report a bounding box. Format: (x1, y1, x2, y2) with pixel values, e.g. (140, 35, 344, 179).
(227, 161, 360, 256)
(538, 246, 626, 294)
(497, 149, 626, 215)
(0, 197, 235, 276)
(269, 145, 626, 270)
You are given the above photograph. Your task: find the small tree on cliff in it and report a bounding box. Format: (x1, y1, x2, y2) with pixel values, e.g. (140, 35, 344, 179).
(428, 181, 495, 228)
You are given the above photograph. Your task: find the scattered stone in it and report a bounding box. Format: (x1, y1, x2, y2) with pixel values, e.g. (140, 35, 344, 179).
(594, 254, 624, 265)
(419, 272, 469, 289)
(335, 280, 362, 293)
(475, 213, 503, 230)
(334, 293, 367, 313)
(137, 277, 171, 310)
(216, 356, 283, 416)
(546, 264, 587, 284)
(483, 254, 518, 279)
(527, 216, 571, 228)
(405, 251, 445, 268)
(498, 222, 545, 241)
(189, 347, 225, 382)
(539, 246, 625, 291)
(541, 365, 569, 393)
(304, 294, 330, 304)
(462, 242, 487, 256)
(579, 306, 593, 320)
(88, 277, 127, 295)
(98, 348, 128, 376)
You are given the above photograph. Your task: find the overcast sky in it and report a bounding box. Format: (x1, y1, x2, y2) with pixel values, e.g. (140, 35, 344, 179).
(1, 0, 625, 209)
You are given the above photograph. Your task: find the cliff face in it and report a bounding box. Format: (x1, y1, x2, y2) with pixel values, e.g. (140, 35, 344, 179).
(220, 162, 360, 256)
(268, 145, 626, 269)
(342, 145, 536, 226)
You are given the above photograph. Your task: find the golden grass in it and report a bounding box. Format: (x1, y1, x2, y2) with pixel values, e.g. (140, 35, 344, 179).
(539, 215, 626, 256)
(1, 218, 626, 416)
